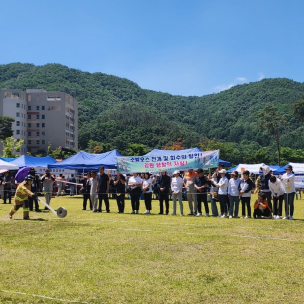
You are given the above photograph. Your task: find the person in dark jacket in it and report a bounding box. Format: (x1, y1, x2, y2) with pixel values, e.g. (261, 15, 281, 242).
(113, 172, 126, 213)
(239, 170, 253, 218)
(28, 168, 41, 212)
(82, 172, 92, 210)
(194, 168, 210, 216)
(156, 172, 171, 215)
(259, 166, 273, 211)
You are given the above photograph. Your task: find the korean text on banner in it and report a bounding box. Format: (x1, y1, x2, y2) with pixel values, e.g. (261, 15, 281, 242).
(117, 150, 219, 174)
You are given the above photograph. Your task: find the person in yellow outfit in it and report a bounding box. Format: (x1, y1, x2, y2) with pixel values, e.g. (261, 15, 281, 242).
(9, 175, 37, 220)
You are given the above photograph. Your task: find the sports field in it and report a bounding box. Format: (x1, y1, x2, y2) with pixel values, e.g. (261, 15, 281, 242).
(1, 195, 304, 304)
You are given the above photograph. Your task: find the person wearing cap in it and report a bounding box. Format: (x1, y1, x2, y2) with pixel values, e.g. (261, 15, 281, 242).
(194, 168, 210, 216)
(214, 169, 229, 218)
(183, 168, 198, 215)
(280, 165, 295, 220)
(9, 175, 37, 220)
(170, 170, 184, 216)
(41, 169, 55, 209)
(156, 171, 171, 215)
(228, 170, 241, 218)
(212, 163, 230, 183)
(239, 170, 253, 218)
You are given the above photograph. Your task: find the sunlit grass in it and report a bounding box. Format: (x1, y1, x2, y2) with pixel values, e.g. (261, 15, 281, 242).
(1, 194, 304, 303)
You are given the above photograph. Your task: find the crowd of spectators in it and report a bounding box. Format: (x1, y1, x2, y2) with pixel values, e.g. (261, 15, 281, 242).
(78, 164, 297, 220)
(1, 164, 297, 220)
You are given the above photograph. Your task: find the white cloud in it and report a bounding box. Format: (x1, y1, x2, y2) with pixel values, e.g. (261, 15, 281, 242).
(236, 77, 247, 82)
(214, 76, 247, 92)
(258, 72, 265, 81)
(215, 83, 234, 92)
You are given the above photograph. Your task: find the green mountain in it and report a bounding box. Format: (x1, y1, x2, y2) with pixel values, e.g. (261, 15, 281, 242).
(0, 62, 304, 164)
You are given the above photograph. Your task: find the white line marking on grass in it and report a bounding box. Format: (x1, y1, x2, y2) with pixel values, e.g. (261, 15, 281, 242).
(236, 226, 281, 230)
(0, 290, 88, 303)
(119, 228, 154, 232)
(231, 235, 297, 242)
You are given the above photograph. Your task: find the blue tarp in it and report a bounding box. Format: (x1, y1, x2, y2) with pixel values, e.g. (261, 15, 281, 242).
(10, 155, 56, 168)
(0, 157, 16, 162)
(145, 148, 231, 167)
(48, 149, 121, 170)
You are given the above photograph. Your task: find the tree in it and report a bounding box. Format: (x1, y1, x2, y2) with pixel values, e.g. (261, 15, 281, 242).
(126, 143, 149, 156)
(258, 105, 289, 165)
(2, 137, 24, 158)
(0, 117, 14, 140)
(292, 100, 304, 122)
(164, 137, 184, 150)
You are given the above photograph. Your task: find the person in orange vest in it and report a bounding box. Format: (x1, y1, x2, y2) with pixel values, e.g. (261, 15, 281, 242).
(253, 192, 272, 219)
(9, 175, 37, 220)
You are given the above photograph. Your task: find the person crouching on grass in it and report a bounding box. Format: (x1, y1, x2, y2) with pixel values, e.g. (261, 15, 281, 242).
(253, 192, 272, 219)
(9, 175, 37, 220)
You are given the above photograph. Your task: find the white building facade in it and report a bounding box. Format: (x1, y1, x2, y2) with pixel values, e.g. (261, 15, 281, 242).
(0, 89, 78, 154)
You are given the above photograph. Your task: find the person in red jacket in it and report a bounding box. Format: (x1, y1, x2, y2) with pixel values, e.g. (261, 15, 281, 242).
(253, 192, 272, 219)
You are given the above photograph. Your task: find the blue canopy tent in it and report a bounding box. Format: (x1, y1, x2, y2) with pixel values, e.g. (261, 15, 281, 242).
(0, 157, 16, 162)
(48, 149, 122, 171)
(10, 155, 56, 168)
(145, 148, 231, 167)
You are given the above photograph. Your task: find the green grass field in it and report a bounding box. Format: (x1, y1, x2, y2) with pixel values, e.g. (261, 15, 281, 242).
(1, 195, 304, 304)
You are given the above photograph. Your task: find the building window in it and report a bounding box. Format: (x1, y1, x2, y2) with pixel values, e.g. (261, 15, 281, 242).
(28, 123, 31, 127)
(16, 103, 20, 108)
(42, 106, 45, 110)
(36, 106, 40, 110)
(16, 130, 20, 135)
(28, 106, 31, 110)
(36, 123, 40, 127)
(36, 140, 39, 144)
(28, 132, 31, 136)
(42, 114, 45, 119)
(42, 140, 45, 144)
(42, 123, 45, 127)
(36, 132, 39, 136)
(28, 115, 31, 119)
(28, 95, 31, 102)
(36, 115, 39, 119)
(28, 140, 31, 144)
(42, 132, 45, 136)
(16, 121, 20, 126)
(16, 112, 20, 117)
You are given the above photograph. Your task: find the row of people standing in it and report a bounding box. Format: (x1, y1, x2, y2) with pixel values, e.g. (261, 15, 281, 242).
(80, 164, 296, 219)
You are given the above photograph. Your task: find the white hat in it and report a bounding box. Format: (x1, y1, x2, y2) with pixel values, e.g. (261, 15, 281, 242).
(218, 169, 227, 174)
(173, 170, 180, 175)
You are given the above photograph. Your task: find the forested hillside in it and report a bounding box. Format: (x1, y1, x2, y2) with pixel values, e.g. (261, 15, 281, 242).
(0, 63, 304, 165)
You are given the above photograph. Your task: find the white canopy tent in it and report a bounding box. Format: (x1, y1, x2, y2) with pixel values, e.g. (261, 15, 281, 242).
(231, 163, 265, 175)
(0, 159, 19, 171)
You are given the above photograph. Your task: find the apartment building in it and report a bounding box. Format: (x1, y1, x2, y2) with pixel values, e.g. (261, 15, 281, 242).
(0, 89, 78, 154)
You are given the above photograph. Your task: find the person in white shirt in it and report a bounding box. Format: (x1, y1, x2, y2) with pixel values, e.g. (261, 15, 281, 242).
(142, 173, 152, 214)
(215, 169, 229, 218)
(128, 173, 143, 214)
(171, 170, 184, 216)
(90, 171, 98, 212)
(228, 170, 240, 218)
(269, 175, 284, 219)
(280, 165, 296, 220)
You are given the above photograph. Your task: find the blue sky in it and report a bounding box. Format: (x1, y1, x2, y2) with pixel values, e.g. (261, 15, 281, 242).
(1, 0, 304, 96)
